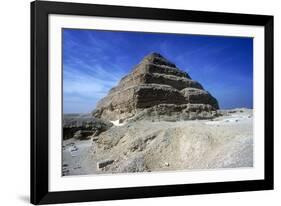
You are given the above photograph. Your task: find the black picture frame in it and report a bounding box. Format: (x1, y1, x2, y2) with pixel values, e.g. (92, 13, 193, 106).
(31, 0, 274, 204)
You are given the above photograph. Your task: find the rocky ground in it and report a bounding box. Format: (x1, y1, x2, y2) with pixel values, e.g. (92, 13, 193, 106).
(62, 108, 253, 176)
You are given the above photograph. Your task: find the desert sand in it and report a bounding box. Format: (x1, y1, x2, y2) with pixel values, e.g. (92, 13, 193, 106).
(62, 108, 253, 176)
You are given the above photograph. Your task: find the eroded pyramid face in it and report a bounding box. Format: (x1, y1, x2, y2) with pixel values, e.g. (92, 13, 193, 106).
(92, 52, 219, 121)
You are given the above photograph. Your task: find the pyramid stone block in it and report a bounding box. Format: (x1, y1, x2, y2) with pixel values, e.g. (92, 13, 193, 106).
(92, 53, 219, 121)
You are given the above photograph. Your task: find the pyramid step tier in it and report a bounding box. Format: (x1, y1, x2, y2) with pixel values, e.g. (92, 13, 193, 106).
(132, 63, 190, 78)
(142, 52, 176, 68)
(95, 84, 218, 120)
(109, 72, 202, 95)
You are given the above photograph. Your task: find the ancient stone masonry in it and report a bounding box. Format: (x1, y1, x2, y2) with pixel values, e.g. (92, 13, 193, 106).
(92, 53, 219, 121)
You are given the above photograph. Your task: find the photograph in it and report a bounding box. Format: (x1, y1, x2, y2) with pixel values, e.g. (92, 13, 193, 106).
(29, 1, 273, 204)
(62, 29, 254, 176)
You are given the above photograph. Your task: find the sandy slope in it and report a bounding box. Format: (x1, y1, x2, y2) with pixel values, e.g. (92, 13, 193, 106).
(62, 109, 253, 176)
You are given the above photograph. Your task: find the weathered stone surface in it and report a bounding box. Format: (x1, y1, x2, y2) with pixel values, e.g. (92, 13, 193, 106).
(73, 130, 93, 140)
(63, 114, 113, 140)
(130, 103, 218, 122)
(117, 154, 147, 173)
(92, 52, 219, 121)
(180, 88, 219, 109)
(97, 159, 114, 169)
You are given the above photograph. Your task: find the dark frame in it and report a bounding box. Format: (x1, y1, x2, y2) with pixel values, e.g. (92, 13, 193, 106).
(31, 0, 274, 204)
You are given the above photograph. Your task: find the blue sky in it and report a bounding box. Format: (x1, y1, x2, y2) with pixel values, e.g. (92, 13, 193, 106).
(63, 29, 253, 113)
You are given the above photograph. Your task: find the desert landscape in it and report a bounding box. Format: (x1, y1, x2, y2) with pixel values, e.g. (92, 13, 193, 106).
(62, 53, 253, 176)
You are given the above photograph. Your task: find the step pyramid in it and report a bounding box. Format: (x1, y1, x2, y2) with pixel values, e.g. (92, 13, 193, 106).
(92, 53, 219, 121)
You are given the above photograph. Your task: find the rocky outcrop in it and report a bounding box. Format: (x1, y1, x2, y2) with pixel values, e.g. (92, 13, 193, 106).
(63, 114, 113, 140)
(92, 52, 219, 121)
